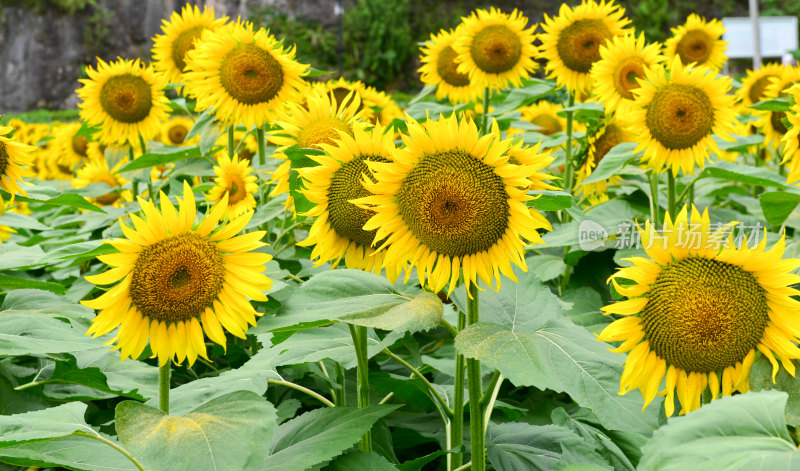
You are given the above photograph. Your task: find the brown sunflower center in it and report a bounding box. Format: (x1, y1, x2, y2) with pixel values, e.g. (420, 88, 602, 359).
(437, 45, 470, 86)
(167, 123, 190, 144)
(470, 24, 523, 74)
(747, 74, 778, 104)
(397, 150, 510, 257)
(99, 74, 154, 124)
(641, 256, 769, 373)
(531, 114, 563, 135)
(172, 25, 206, 72)
(770, 84, 792, 135)
(72, 134, 88, 157)
(0, 142, 9, 176)
(226, 174, 247, 204)
(590, 124, 625, 166)
(329, 86, 363, 113)
(328, 153, 390, 247)
(296, 118, 353, 149)
(646, 83, 714, 150)
(220, 44, 284, 105)
(675, 29, 712, 66)
(556, 19, 612, 73)
(614, 58, 646, 99)
(130, 232, 225, 322)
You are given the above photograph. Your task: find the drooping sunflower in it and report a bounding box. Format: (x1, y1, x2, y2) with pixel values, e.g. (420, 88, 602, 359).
(160, 116, 198, 147)
(629, 57, 737, 175)
(73, 157, 131, 207)
(539, 0, 630, 94)
(575, 119, 632, 203)
(419, 28, 483, 104)
(452, 8, 538, 91)
(206, 153, 258, 219)
(151, 4, 228, 86)
(269, 89, 367, 197)
(598, 206, 800, 417)
(356, 114, 554, 294)
(82, 181, 272, 366)
(299, 125, 400, 278)
(52, 122, 89, 171)
(183, 21, 308, 128)
(664, 14, 727, 71)
(754, 66, 800, 149)
(0, 125, 35, 213)
(780, 84, 800, 185)
(737, 63, 784, 107)
(590, 32, 664, 116)
(77, 58, 171, 147)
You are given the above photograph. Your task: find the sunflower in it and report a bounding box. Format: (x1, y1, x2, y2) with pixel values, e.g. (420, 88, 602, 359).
(780, 84, 800, 185)
(419, 28, 483, 104)
(82, 181, 272, 366)
(0, 125, 35, 213)
(361, 85, 405, 128)
(356, 114, 553, 294)
(183, 21, 307, 128)
(590, 32, 664, 116)
(299, 125, 402, 278)
(737, 63, 784, 107)
(664, 14, 727, 71)
(754, 66, 800, 149)
(575, 119, 631, 203)
(151, 4, 228, 86)
(206, 153, 258, 219)
(311, 78, 372, 121)
(73, 157, 130, 207)
(268, 89, 367, 197)
(52, 122, 89, 171)
(452, 7, 538, 91)
(598, 206, 800, 417)
(514, 101, 567, 137)
(629, 57, 737, 175)
(77, 58, 171, 147)
(539, 0, 630, 94)
(160, 116, 198, 147)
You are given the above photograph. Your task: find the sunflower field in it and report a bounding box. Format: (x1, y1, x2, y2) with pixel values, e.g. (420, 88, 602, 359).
(3, 1, 800, 470)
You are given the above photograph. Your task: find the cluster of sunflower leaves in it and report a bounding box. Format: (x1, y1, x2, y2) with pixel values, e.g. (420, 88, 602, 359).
(5, 9, 800, 471)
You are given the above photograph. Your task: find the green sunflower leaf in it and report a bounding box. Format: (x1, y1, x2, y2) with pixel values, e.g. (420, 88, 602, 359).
(454, 318, 661, 434)
(0, 273, 65, 294)
(638, 391, 800, 471)
(116, 391, 277, 471)
(326, 450, 398, 471)
(759, 191, 800, 227)
(698, 161, 792, 189)
(749, 97, 791, 112)
(579, 142, 641, 185)
(263, 405, 400, 470)
(0, 190, 105, 214)
(118, 145, 202, 172)
(0, 402, 95, 447)
(0, 435, 139, 471)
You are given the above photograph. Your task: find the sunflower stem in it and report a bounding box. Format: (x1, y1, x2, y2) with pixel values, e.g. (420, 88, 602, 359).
(667, 171, 676, 219)
(228, 124, 235, 158)
(350, 324, 371, 452)
(450, 310, 466, 471)
(256, 125, 267, 167)
(687, 181, 695, 208)
(466, 283, 485, 471)
(480, 88, 490, 135)
(383, 347, 453, 418)
(334, 362, 346, 407)
(158, 359, 171, 414)
(563, 93, 576, 219)
(266, 379, 335, 407)
(648, 170, 660, 224)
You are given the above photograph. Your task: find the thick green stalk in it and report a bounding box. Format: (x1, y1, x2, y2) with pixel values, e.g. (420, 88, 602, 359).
(350, 324, 371, 452)
(228, 124, 235, 158)
(649, 170, 660, 224)
(563, 93, 576, 199)
(158, 360, 171, 414)
(481, 88, 490, 135)
(256, 125, 267, 167)
(667, 171, 676, 219)
(450, 310, 466, 470)
(466, 283, 485, 471)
